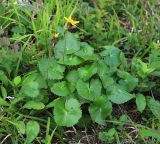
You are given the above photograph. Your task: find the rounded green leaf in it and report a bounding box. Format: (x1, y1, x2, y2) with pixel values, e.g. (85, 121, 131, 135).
(26, 121, 40, 143)
(39, 58, 65, 80)
(75, 42, 94, 59)
(54, 98, 82, 127)
(90, 79, 102, 99)
(136, 94, 146, 113)
(97, 60, 116, 76)
(118, 70, 138, 92)
(21, 73, 47, 98)
(66, 70, 79, 83)
(23, 101, 45, 110)
(89, 96, 112, 125)
(147, 97, 160, 118)
(58, 55, 84, 66)
(108, 86, 135, 104)
(76, 79, 102, 101)
(100, 75, 114, 89)
(15, 121, 25, 134)
(51, 81, 70, 96)
(78, 63, 97, 81)
(13, 76, 21, 86)
(1, 86, 7, 98)
(22, 73, 37, 85)
(54, 31, 80, 59)
(66, 70, 79, 92)
(100, 46, 121, 67)
(22, 81, 39, 97)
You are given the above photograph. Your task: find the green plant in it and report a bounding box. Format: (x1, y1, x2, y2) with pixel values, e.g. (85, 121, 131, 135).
(0, 0, 160, 143)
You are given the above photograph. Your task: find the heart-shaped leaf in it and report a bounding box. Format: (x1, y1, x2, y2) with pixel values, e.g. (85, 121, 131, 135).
(97, 60, 116, 76)
(76, 79, 102, 101)
(78, 63, 97, 81)
(108, 86, 135, 104)
(39, 58, 65, 80)
(100, 75, 115, 89)
(89, 96, 112, 125)
(51, 81, 70, 97)
(66, 70, 79, 83)
(54, 98, 82, 127)
(54, 31, 80, 59)
(100, 46, 121, 67)
(22, 81, 39, 98)
(75, 42, 94, 59)
(117, 70, 138, 92)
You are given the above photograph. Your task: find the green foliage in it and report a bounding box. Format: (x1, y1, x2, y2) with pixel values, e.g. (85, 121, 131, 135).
(89, 96, 112, 125)
(75, 42, 95, 60)
(66, 70, 79, 83)
(13, 76, 22, 86)
(58, 54, 84, 65)
(100, 46, 121, 67)
(140, 129, 160, 142)
(147, 97, 160, 119)
(136, 94, 146, 113)
(0, 97, 9, 106)
(39, 58, 65, 80)
(99, 128, 116, 142)
(21, 81, 39, 98)
(78, 63, 97, 81)
(76, 79, 102, 101)
(108, 86, 135, 104)
(23, 101, 45, 110)
(54, 31, 80, 59)
(0, 0, 160, 143)
(26, 121, 40, 143)
(15, 121, 26, 134)
(117, 70, 138, 92)
(51, 81, 70, 97)
(54, 98, 82, 127)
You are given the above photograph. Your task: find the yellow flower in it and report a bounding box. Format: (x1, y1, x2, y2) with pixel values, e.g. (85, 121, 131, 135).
(54, 33, 59, 38)
(64, 16, 79, 26)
